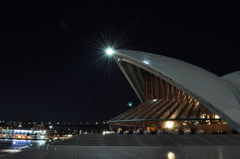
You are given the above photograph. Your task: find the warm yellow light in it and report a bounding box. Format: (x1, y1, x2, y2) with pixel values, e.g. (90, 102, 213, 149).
(215, 115, 220, 119)
(167, 152, 175, 159)
(165, 121, 174, 128)
(200, 113, 206, 119)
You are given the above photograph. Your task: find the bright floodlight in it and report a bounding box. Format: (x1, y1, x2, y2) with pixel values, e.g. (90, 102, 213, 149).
(165, 121, 174, 128)
(168, 152, 175, 159)
(105, 48, 114, 55)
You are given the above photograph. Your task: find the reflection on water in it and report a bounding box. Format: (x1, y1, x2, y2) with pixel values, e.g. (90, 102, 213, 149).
(168, 152, 175, 159)
(0, 139, 46, 157)
(0, 149, 22, 157)
(11, 139, 32, 149)
(1, 149, 22, 153)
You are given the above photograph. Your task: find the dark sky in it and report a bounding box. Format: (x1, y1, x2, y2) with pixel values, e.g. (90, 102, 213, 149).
(0, 1, 239, 122)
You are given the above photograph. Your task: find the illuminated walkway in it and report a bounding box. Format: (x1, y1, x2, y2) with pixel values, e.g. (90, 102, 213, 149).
(1, 134, 240, 159)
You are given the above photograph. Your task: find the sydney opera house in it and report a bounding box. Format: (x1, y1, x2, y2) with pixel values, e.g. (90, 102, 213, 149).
(108, 50, 240, 134)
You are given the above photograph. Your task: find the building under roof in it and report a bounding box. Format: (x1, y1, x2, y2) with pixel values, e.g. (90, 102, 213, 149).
(108, 50, 240, 134)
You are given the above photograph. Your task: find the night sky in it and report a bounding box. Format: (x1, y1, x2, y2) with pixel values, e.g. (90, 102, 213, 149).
(1, 1, 239, 123)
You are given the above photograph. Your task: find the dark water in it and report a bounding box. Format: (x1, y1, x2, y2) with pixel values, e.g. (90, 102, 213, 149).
(0, 139, 46, 157)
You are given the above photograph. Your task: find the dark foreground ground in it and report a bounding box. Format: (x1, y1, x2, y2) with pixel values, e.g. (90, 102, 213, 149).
(1, 134, 240, 159)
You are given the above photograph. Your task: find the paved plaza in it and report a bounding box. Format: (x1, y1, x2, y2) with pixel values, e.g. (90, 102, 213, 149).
(1, 134, 240, 159)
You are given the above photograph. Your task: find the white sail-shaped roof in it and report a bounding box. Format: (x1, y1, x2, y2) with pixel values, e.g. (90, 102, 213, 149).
(222, 71, 240, 104)
(113, 49, 240, 132)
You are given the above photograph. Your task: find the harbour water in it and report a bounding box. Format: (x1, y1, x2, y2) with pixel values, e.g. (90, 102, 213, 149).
(0, 139, 46, 157)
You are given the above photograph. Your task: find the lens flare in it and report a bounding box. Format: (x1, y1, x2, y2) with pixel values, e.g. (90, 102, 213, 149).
(105, 48, 114, 55)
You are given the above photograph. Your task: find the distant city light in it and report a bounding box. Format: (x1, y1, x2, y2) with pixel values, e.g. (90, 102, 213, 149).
(105, 48, 114, 56)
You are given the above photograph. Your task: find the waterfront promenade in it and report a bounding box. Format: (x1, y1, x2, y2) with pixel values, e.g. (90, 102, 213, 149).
(1, 134, 240, 159)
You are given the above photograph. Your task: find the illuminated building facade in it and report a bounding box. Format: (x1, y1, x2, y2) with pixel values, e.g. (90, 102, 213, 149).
(0, 129, 48, 139)
(108, 50, 240, 134)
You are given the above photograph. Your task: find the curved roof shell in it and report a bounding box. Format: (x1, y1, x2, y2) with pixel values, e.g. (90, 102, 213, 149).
(112, 49, 240, 132)
(222, 71, 240, 103)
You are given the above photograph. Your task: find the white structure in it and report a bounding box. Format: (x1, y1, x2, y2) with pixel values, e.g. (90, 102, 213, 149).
(109, 50, 240, 133)
(222, 71, 240, 104)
